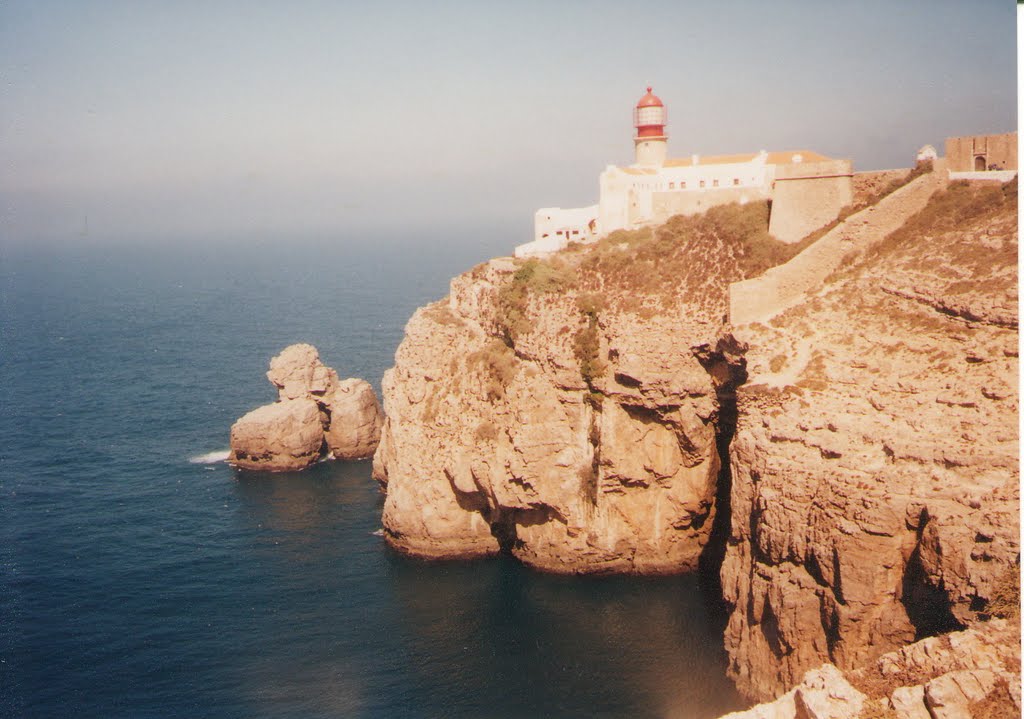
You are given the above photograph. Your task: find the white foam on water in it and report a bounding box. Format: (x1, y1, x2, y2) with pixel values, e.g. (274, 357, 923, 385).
(189, 449, 231, 464)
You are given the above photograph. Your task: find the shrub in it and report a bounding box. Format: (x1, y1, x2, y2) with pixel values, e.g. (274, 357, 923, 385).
(467, 339, 518, 401)
(495, 258, 572, 344)
(577, 201, 780, 305)
(574, 319, 604, 388)
(474, 421, 499, 442)
(573, 294, 606, 387)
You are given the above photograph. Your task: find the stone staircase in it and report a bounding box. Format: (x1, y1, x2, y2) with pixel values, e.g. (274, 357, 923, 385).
(729, 168, 947, 326)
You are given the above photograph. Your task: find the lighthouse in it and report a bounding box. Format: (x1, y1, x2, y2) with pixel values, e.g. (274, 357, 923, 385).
(633, 86, 668, 167)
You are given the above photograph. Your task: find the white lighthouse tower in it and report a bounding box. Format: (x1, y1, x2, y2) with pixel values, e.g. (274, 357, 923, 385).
(633, 86, 668, 167)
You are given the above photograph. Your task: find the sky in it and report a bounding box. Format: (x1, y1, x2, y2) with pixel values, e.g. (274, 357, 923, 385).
(0, 0, 1017, 245)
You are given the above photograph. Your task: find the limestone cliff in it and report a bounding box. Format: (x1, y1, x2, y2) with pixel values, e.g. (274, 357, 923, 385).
(722, 179, 1019, 700)
(375, 208, 764, 573)
(375, 178, 1019, 707)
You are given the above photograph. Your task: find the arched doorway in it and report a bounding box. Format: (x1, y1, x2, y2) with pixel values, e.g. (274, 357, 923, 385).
(975, 155, 987, 171)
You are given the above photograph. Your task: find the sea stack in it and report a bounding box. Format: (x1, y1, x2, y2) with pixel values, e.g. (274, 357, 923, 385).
(229, 344, 384, 471)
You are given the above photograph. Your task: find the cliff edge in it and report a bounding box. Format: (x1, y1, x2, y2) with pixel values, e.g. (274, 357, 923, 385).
(374, 205, 771, 573)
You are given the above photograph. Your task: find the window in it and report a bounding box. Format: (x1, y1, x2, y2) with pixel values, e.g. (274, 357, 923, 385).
(713, 179, 719, 188)
(681, 181, 686, 189)
(669, 182, 675, 189)
(733, 178, 740, 186)
(700, 180, 705, 188)
(572, 230, 579, 235)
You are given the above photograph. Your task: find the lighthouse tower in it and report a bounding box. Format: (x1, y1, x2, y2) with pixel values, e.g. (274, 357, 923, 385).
(633, 86, 668, 167)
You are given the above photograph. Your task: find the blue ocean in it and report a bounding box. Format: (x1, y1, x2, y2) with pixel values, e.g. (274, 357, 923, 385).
(1, 232, 746, 718)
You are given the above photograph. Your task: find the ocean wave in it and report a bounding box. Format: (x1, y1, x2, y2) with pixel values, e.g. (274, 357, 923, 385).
(189, 449, 230, 464)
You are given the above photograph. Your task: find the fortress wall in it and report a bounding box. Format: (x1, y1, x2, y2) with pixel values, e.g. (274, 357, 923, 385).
(946, 132, 1017, 172)
(767, 160, 853, 244)
(852, 169, 910, 205)
(650, 187, 769, 224)
(730, 169, 942, 326)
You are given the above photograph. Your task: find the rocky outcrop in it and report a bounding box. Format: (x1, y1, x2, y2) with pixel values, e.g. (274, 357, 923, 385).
(375, 211, 757, 573)
(229, 344, 383, 471)
(229, 398, 326, 471)
(720, 620, 1020, 719)
(722, 180, 1019, 699)
(327, 378, 384, 460)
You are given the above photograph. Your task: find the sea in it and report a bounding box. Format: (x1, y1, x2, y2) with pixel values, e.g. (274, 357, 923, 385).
(0, 230, 747, 718)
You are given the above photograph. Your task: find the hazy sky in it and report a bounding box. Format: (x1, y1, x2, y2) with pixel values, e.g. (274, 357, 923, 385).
(0, 1, 1017, 244)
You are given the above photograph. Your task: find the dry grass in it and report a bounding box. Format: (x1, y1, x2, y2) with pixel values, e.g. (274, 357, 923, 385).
(495, 258, 572, 343)
(423, 300, 463, 326)
(474, 421, 499, 442)
(986, 561, 1020, 620)
(467, 339, 519, 401)
(867, 178, 1017, 264)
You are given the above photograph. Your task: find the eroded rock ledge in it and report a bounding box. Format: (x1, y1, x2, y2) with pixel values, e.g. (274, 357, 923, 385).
(229, 344, 383, 471)
(721, 620, 1020, 719)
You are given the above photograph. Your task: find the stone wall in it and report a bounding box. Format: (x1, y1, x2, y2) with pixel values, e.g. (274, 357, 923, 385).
(730, 169, 943, 326)
(651, 187, 770, 225)
(767, 160, 853, 244)
(945, 132, 1017, 172)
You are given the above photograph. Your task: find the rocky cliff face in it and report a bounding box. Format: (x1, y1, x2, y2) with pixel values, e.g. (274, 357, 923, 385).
(721, 620, 1020, 719)
(722, 180, 1019, 699)
(375, 181, 1018, 705)
(375, 209, 760, 573)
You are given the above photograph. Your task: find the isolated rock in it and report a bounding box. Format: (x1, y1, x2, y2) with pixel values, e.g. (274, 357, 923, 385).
(326, 378, 383, 460)
(229, 398, 325, 471)
(229, 344, 383, 471)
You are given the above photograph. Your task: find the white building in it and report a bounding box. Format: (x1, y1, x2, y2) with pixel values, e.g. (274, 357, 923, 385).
(515, 87, 853, 258)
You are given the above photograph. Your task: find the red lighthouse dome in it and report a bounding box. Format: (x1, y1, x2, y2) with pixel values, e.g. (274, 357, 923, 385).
(634, 86, 667, 138)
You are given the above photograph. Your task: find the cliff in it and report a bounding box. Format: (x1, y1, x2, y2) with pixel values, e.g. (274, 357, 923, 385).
(375, 205, 771, 573)
(723, 179, 1019, 699)
(374, 177, 1019, 706)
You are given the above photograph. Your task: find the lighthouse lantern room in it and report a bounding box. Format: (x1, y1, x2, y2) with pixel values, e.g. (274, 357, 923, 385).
(633, 86, 668, 167)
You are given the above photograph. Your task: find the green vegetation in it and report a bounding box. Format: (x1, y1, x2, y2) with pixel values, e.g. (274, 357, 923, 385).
(576, 201, 789, 289)
(573, 293, 606, 387)
(495, 258, 571, 344)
